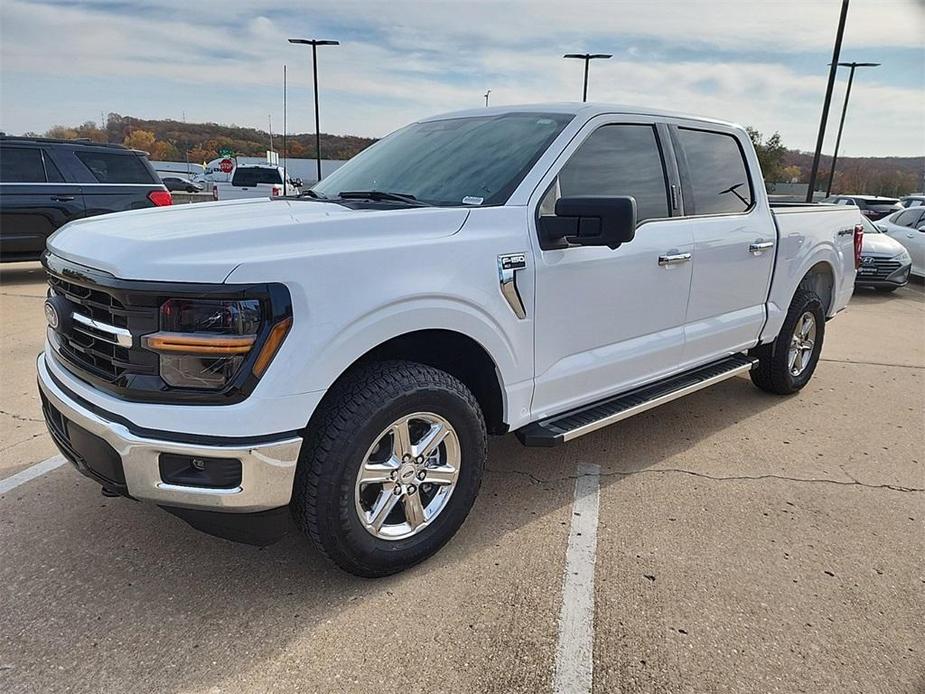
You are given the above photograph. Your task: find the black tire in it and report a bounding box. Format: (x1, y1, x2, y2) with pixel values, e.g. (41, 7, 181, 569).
(750, 288, 826, 395)
(875, 285, 899, 293)
(292, 360, 487, 577)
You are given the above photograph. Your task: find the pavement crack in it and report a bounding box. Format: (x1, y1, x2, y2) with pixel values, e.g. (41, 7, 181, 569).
(0, 291, 45, 299)
(0, 409, 44, 423)
(486, 466, 924, 494)
(819, 357, 924, 370)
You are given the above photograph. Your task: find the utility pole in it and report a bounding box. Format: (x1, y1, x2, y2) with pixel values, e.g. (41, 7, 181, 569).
(288, 38, 340, 183)
(268, 114, 274, 154)
(805, 0, 850, 202)
(283, 64, 288, 191)
(484, 89, 491, 107)
(564, 53, 612, 102)
(825, 61, 880, 197)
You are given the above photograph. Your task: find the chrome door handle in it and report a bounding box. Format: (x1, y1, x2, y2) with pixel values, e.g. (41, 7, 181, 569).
(749, 241, 774, 254)
(51, 195, 75, 202)
(658, 252, 692, 266)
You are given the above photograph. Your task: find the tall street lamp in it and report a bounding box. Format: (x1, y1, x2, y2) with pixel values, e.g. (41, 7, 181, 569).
(563, 53, 612, 102)
(806, 0, 849, 202)
(825, 61, 880, 197)
(288, 38, 339, 183)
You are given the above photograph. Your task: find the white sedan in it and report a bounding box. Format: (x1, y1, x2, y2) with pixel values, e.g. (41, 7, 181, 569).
(876, 207, 925, 278)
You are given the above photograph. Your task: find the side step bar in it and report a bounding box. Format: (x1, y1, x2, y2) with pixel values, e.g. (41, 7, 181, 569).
(516, 353, 757, 447)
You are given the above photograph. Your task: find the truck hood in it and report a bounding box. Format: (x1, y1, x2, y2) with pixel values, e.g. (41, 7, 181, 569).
(861, 232, 906, 258)
(47, 198, 470, 283)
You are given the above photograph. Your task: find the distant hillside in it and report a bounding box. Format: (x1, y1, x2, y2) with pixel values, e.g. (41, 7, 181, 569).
(781, 150, 923, 197)
(38, 113, 376, 164)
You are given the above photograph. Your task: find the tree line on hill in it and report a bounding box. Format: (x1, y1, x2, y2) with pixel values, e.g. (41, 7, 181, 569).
(26, 114, 922, 197)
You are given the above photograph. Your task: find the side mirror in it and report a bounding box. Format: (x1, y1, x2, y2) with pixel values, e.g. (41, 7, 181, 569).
(293, 178, 303, 188)
(538, 196, 637, 250)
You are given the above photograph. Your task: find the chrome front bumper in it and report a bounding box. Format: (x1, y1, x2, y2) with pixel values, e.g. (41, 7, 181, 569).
(37, 353, 302, 512)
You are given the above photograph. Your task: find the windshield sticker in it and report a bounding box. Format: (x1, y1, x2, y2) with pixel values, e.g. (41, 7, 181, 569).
(462, 196, 484, 205)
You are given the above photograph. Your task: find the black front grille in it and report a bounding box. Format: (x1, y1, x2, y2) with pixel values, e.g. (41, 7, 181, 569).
(858, 257, 902, 279)
(45, 262, 160, 392)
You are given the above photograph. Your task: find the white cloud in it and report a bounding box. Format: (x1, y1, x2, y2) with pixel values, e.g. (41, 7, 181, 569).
(0, 0, 923, 156)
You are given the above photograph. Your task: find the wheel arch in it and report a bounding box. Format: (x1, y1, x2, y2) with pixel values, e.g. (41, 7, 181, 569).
(799, 260, 835, 314)
(308, 329, 508, 435)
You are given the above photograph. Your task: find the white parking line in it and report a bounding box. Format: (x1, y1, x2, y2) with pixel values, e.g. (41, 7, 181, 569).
(553, 463, 601, 694)
(0, 456, 65, 495)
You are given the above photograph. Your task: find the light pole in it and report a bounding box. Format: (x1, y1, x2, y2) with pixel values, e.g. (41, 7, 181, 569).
(825, 61, 880, 197)
(288, 38, 339, 183)
(484, 89, 491, 107)
(806, 0, 849, 202)
(563, 53, 612, 102)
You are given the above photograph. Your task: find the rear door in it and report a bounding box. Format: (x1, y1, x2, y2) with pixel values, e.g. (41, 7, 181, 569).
(530, 116, 693, 417)
(64, 149, 163, 215)
(670, 124, 775, 367)
(0, 144, 84, 260)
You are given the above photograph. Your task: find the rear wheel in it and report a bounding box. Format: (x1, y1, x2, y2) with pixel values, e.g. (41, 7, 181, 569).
(750, 289, 825, 395)
(292, 360, 487, 577)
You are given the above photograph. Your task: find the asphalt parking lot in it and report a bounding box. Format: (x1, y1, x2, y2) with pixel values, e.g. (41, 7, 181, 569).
(1, 260, 922, 694)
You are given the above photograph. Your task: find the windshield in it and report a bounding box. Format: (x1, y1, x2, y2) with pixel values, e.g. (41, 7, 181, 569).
(312, 112, 574, 206)
(232, 168, 282, 186)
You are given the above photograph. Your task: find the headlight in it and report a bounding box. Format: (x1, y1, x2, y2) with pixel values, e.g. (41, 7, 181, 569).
(893, 249, 912, 263)
(143, 298, 291, 390)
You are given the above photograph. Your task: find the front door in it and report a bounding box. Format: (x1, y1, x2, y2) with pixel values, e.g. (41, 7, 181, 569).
(0, 145, 83, 260)
(530, 119, 693, 418)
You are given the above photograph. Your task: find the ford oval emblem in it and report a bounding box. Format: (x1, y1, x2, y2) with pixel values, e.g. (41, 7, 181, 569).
(44, 299, 60, 329)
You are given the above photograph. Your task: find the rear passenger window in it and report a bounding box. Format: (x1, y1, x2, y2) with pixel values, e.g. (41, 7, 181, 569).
(75, 151, 154, 184)
(678, 129, 753, 215)
(0, 147, 46, 182)
(43, 152, 64, 182)
(543, 124, 670, 223)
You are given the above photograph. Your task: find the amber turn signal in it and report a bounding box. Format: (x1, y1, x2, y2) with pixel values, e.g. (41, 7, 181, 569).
(252, 317, 292, 377)
(144, 333, 257, 355)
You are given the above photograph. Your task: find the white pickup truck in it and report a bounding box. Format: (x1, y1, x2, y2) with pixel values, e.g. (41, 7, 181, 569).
(38, 104, 861, 576)
(212, 164, 299, 200)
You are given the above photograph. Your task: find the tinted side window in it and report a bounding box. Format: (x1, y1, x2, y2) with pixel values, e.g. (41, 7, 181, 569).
(0, 147, 46, 182)
(75, 151, 155, 184)
(894, 209, 920, 227)
(678, 128, 753, 215)
(43, 151, 64, 182)
(546, 124, 669, 223)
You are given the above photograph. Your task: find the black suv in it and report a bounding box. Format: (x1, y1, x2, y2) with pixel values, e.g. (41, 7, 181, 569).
(0, 136, 172, 262)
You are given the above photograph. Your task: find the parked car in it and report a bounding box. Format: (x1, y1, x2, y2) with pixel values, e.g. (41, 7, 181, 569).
(855, 215, 912, 291)
(38, 104, 860, 576)
(213, 164, 299, 200)
(876, 207, 925, 277)
(161, 174, 203, 193)
(824, 194, 902, 221)
(899, 194, 925, 208)
(0, 136, 171, 262)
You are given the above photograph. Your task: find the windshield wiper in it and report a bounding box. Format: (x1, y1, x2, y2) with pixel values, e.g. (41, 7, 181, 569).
(300, 189, 327, 199)
(335, 190, 431, 207)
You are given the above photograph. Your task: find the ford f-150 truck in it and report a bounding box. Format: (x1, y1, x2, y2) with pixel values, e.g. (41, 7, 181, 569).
(37, 104, 861, 576)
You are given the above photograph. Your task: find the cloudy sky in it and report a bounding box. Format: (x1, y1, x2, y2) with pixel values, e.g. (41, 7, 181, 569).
(1, 0, 923, 156)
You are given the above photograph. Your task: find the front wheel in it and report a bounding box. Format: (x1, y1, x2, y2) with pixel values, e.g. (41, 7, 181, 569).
(750, 289, 826, 395)
(291, 360, 487, 577)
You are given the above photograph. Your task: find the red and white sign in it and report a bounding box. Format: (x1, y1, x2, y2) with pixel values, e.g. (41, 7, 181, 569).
(219, 158, 234, 174)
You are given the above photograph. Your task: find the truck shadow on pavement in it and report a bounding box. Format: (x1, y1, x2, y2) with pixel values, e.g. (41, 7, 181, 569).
(4, 375, 788, 691)
(0, 262, 45, 290)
